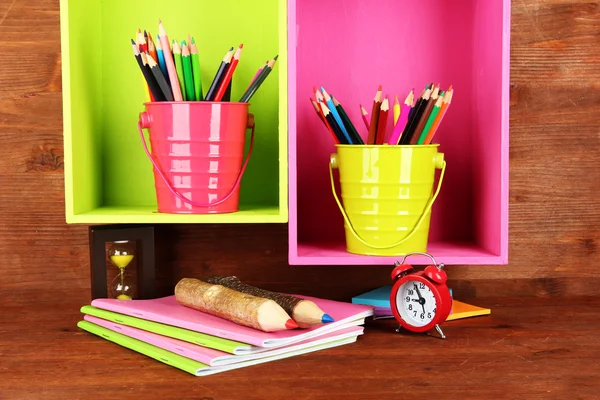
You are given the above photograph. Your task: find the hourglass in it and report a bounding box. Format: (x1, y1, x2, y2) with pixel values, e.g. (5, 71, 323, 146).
(107, 240, 137, 300)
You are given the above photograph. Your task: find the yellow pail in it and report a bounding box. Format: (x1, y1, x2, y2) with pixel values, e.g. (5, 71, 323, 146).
(329, 145, 446, 256)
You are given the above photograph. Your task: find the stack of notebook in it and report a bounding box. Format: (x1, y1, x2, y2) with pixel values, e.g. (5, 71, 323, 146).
(78, 295, 374, 376)
(351, 286, 491, 320)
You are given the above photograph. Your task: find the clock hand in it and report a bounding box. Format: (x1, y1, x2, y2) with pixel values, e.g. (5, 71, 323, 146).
(413, 284, 426, 314)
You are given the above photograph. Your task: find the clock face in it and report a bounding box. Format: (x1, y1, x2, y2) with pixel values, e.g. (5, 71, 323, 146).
(396, 280, 438, 327)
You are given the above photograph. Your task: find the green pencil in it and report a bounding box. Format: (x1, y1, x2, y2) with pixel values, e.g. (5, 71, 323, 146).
(417, 93, 444, 144)
(181, 41, 195, 101)
(190, 38, 203, 100)
(172, 40, 187, 101)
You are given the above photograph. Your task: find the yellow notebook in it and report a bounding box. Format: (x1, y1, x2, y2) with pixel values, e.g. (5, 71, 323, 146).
(446, 300, 491, 321)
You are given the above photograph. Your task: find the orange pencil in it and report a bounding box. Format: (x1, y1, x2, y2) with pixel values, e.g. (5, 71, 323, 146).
(367, 85, 383, 144)
(375, 97, 389, 144)
(424, 87, 453, 144)
(147, 32, 158, 63)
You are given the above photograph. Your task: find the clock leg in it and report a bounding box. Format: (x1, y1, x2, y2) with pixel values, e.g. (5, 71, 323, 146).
(395, 325, 403, 333)
(435, 324, 446, 339)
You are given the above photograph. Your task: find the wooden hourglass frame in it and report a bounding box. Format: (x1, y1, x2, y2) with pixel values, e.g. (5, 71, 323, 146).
(88, 225, 156, 300)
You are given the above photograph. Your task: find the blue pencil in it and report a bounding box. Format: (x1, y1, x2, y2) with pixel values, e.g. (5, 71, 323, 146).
(155, 34, 169, 83)
(321, 87, 353, 144)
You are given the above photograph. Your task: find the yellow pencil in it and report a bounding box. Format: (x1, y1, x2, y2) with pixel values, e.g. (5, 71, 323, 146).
(393, 95, 401, 125)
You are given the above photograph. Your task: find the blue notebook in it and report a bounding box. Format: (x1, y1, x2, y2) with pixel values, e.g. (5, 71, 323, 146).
(352, 286, 453, 307)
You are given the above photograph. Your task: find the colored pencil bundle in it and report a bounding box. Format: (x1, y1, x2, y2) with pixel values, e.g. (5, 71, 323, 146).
(131, 20, 277, 103)
(311, 83, 453, 145)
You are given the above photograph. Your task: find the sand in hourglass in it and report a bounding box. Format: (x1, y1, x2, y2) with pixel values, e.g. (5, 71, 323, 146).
(110, 255, 134, 300)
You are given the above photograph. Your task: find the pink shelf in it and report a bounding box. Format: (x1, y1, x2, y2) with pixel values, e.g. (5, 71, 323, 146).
(288, 0, 510, 266)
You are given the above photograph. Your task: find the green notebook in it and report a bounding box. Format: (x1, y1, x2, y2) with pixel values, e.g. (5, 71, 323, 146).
(78, 320, 359, 377)
(78, 320, 206, 375)
(80, 305, 250, 354)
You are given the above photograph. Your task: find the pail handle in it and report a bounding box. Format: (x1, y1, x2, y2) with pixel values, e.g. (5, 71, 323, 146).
(329, 153, 446, 250)
(137, 114, 255, 208)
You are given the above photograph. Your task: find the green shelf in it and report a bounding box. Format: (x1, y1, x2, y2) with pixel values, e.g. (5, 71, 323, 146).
(60, 0, 287, 223)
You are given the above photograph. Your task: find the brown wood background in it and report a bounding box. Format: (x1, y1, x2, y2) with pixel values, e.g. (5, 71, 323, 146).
(0, 0, 599, 307)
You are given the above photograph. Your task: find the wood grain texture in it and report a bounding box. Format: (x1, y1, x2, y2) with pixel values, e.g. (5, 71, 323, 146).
(1, 291, 599, 399)
(0, 0, 599, 397)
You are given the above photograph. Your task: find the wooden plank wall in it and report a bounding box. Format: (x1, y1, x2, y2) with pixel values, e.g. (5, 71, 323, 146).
(0, 0, 598, 303)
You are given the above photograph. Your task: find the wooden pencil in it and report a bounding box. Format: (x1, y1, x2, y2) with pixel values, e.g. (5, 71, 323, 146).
(146, 53, 174, 101)
(140, 52, 166, 101)
(137, 29, 147, 52)
(417, 92, 444, 144)
(189, 39, 203, 100)
(367, 85, 383, 144)
(204, 276, 334, 328)
(239, 55, 277, 103)
(172, 41, 187, 101)
(158, 20, 183, 101)
(410, 84, 439, 144)
(400, 84, 431, 144)
(388, 89, 414, 145)
(311, 98, 338, 143)
(424, 88, 453, 144)
(181, 42, 195, 101)
(321, 87, 352, 144)
(154, 34, 169, 83)
(214, 44, 243, 102)
(246, 62, 266, 91)
(174, 278, 297, 332)
(375, 97, 389, 144)
(393, 95, 401, 125)
(320, 101, 347, 144)
(147, 32, 158, 64)
(131, 39, 154, 102)
(333, 96, 364, 144)
(205, 47, 234, 101)
(360, 105, 370, 132)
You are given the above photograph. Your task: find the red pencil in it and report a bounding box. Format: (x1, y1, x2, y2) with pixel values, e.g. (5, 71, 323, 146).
(367, 85, 383, 144)
(310, 98, 338, 143)
(375, 97, 389, 144)
(137, 29, 147, 52)
(360, 105, 370, 132)
(214, 44, 243, 101)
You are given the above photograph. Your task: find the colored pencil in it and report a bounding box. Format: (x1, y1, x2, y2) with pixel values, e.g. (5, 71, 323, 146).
(223, 81, 232, 101)
(400, 84, 431, 144)
(375, 97, 389, 144)
(137, 29, 147, 52)
(417, 92, 444, 144)
(214, 44, 243, 102)
(190, 39, 203, 101)
(388, 89, 414, 145)
(410, 84, 439, 144)
(246, 62, 266, 91)
(139, 52, 166, 101)
(333, 96, 364, 144)
(154, 35, 169, 84)
(181, 42, 195, 101)
(158, 20, 183, 101)
(205, 47, 234, 101)
(147, 33, 158, 64)
(239, 55, 277, 103)
(131, 39, 155, 102)
(367, 85, 383, 144)
(320, 101, 347, 144)
(172, 41, 187, 101)
(393, 95, 401, 125)
(360, 105, 370, 131)
(311, 98, 338, 143)
(424, 88, 453, 144)
(146, 53, 174, 101)
(321, 87, 352, 144)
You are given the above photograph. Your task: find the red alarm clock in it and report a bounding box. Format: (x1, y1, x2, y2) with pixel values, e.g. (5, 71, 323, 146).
(390, 252, 452, 339)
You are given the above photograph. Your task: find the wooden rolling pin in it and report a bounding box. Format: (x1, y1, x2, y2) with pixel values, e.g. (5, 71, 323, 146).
(205, 276, 334, 328)
(174, 278, 297, 332)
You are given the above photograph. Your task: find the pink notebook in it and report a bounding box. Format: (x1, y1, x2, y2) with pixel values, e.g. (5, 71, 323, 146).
(91, 295, 374, 348)
(85, 315, 364, 367)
